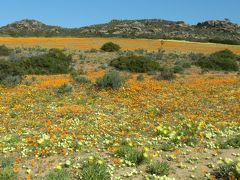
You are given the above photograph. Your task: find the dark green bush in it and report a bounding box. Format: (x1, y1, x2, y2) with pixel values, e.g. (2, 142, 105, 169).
(0, 45, 11, 56)
(137, 74, 144, 81)
(73, 75, 91, 84)
(0, 60, 23, 86)
(173, 65, 184, 73)
(197, 49, 239, 71)
(219, 135, 240, 149)
(212, 159, 240, 179)
(175, 60, 191, 68)
(209, 38, 240, 45)
(56, 84, 73, 94)
(19, 49, 72, 75)
(110, 56, 160, 73)
(101, 42, 121, 52)
(1, 75, 22, 87)
(188, 53, 205, 62)
(156, 69, 176, 80)
(96, 71, 125, 90)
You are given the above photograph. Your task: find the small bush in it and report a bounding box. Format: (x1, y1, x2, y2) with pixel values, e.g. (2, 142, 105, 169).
(147, 71, 157, 75)
(0, 157, 17, 180)
(197, 49, 239, 71)
(115, 145, 145, 165)
(188, 53, 205, 62)
(212, 159, 240, 179)
(19, 48, 72, 75)
(81, 157, 110, 180)
(88, 48, 98, 53)
(1, 75, 22, 87)
(219, 135, 240, 149)
(56, 84, 73, 94)
(0, 45, 11, 56)
(110, 56, 160, 73)
(101, 42, 121, 52)
(96, 71, 125, 90)
(73, 75, 91, 84)
(0, 60, 23, 86)
(0, 157, 15, 168)
(175, 61, 191, 68)
(156, 69, 176, 80)
(173, 65, 184, 73)
(47, 169, 70, 180)
(137, 74, 144, 81)
(147, 161, 170, 176)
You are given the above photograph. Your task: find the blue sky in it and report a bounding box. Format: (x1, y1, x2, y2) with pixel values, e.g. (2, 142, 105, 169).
(0, 0, 239, 27)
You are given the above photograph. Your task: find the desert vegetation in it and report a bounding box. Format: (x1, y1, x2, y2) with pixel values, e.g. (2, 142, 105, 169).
(101, 42, 121, 52)
(0, 41, 240, 179)
(1, 37, 240, 54)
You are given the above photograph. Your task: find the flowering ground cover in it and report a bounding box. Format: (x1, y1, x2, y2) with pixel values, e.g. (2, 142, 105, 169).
(0, 37, 240, 54)
(0, 71, 239, 179)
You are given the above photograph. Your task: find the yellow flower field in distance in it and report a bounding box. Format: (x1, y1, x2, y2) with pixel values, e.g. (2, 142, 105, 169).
(0, 37, 240, 54)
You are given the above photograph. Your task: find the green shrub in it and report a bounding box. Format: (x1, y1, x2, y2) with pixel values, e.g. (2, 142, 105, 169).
(88, 48, 98, 53)
(0, 45, 11, 56)
(47, 169, 70, 180)
(23, 76, 37, 86)
(134, 49, 145, 55)
(19, 48, 72, 75)
(147, 71, 157, 75)
(212, 159, 240, 179)
(81, 157, 110, 180)
(0, 166, 17, 180)
(175, 60, 191, 68)
(0, 157, 15, 168)
(0, 60, 23, 86)
(137, 74, 144, 81)
(115, 145, 145, 165)
(209, 38, 240, 45)
(96, 71, 125, 90)
(110, 56, 160, 73)
(219, 135, 240, 149)
(182, 62, 191, 68)
(73, 75, 91, 84)
(0, 157, 17, 180)
(173, 123, 199, 146)
(197, 49, 239, 71)
(156, 69, 176, 80)
(101, 42, 121, 52)
(188, 53, 205, 62)
(173, 65, 184, 73)
(1, 75, 22, 87)
(56, 84, 73, 94)
(146, 161, 170, 176)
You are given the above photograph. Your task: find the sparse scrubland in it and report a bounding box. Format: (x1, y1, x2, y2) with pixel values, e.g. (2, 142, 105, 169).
(0, 41, 240, 180)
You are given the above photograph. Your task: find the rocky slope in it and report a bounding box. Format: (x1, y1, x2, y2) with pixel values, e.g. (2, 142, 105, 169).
(0, 19, 240, 44)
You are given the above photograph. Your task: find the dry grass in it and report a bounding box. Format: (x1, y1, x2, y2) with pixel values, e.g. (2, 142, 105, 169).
(0, 37, 240, 54)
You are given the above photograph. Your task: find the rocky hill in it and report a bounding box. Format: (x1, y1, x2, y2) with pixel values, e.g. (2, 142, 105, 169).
(0, 19, 240, 44)
(0, 19, 65, 37)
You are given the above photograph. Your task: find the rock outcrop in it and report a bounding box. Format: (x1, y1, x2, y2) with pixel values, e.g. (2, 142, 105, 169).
(0, 19, 239, 44)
